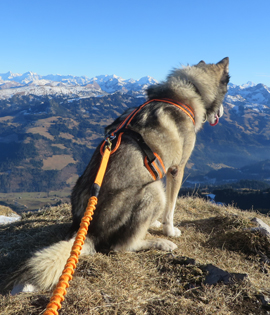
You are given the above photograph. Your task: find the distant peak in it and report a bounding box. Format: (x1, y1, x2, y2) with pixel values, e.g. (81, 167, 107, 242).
(137, 76, 158, 84)
(0, 71, 22, 80)
(240, 81, 256, 88)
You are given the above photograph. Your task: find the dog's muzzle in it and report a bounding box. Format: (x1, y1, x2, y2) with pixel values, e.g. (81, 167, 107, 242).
(208, 105, 224, 126)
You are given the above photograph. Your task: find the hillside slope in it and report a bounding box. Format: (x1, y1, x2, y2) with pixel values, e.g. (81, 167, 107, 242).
(1, 197, 270, 314)
(0, 93, 143, 193)
(1, 92, 270, 194)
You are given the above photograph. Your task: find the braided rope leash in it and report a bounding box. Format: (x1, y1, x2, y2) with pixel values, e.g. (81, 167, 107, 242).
(44, 142, 111, 315)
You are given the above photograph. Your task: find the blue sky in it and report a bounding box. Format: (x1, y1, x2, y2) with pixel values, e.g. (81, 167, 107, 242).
(1, 0, 270, 86)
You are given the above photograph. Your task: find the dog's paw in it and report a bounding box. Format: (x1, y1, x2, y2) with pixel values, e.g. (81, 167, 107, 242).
(114, 238, 177, 252)
(163, 224, 181, 238)
(153, 238, 178, 251)
(150, 220, 162, 228)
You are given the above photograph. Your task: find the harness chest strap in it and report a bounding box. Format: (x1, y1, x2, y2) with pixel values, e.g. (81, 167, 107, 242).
(100, 98, 195, 181)
(124, 128, 166, 181)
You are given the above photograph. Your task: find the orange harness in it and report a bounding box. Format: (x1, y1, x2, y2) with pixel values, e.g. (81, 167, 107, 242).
(100, 98, 195, 181)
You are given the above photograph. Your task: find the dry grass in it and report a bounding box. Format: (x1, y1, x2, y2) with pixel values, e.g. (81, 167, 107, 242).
(1, 197, 270, 314)
(0, 205, 16, 216)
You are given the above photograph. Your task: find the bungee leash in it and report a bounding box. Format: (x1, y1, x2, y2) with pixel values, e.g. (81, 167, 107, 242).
(44, 140, 112, 315)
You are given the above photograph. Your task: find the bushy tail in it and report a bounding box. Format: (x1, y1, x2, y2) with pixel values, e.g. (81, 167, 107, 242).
(10, 237, 95, 295)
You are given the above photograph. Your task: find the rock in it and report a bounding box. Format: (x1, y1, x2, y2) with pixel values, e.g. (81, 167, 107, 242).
(203, 264, 248, 285)
(167, 256, 248, 286)
(257, 293, 270, 310)
(172, 256, 196, 266)
(251, 218, 270, 238)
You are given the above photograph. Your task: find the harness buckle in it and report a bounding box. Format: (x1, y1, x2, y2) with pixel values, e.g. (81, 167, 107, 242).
(107, 134, 116, 141)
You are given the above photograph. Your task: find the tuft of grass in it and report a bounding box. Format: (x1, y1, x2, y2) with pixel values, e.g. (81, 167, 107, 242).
(0, 205, 17, 217)
(1, 197, 270, 314)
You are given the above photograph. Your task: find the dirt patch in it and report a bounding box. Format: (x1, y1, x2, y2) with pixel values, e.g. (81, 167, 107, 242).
(51, 143, 66, 150)
(26, 116, 61, 140)
(59, 132, 74, 140)
(42, 154, 76, 170)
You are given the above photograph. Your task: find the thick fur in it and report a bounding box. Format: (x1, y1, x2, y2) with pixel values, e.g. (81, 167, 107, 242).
(10, 58, 230, 294)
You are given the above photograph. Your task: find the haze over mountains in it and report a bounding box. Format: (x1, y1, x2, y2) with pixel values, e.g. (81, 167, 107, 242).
(0, 70, 270, 193)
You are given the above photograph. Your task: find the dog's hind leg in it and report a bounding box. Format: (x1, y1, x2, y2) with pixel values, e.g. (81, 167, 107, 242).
(112, 181, 177, 252)
(163, 165, 184, 237)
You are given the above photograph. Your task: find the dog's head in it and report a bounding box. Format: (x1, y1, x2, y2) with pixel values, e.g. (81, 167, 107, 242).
(194, 57, 230, 126)
(147, 58, 229, 130)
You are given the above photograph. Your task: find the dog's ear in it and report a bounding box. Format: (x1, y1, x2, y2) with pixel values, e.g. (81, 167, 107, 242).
(217, 57, 229, 73)
(196, 60, 206, 66)
(218, 57, 230, 85)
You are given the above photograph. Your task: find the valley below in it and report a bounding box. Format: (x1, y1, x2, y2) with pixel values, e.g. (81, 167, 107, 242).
(0, 189, 71, 214)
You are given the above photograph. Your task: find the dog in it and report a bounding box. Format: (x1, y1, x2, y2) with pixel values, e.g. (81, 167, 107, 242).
(10, 57, 230, 294)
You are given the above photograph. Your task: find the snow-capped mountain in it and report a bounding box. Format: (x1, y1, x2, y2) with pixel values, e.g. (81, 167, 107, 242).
(0, 71, 158, 99)
(0, 81, 103, 100)
(0, 71, 22, 82)
(0, 71, 91, 85)
(1, 70, 270, 118)
(226, 82, 270, 113)
(89, 75, 158, 93)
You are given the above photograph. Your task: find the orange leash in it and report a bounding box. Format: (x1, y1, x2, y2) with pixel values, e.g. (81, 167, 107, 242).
(44, 142, 112, 315)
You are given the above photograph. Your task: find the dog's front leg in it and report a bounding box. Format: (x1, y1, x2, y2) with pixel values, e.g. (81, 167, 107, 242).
(163, 166, 184, 237)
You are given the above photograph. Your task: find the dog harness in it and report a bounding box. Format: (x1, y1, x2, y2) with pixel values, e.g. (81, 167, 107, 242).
(100, 98, 195, 181)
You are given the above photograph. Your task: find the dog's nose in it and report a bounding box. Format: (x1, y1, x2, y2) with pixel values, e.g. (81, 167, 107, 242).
(217, 105, 224, 118)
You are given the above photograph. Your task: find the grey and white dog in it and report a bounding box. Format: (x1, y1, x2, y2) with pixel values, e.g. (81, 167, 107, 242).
(11, 58, 229, 294)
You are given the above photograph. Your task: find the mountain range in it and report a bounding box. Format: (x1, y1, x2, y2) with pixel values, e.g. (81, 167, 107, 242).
(0, 71, 158, 99)
(0, 71, 270, 192)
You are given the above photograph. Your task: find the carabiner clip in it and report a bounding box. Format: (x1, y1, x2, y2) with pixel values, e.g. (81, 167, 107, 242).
(105, 137, 113, 150)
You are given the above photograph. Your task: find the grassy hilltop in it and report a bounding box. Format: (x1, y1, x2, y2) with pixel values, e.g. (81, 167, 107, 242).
(1, 196, 270, 314)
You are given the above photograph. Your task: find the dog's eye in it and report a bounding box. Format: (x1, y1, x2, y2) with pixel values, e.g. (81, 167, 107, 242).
(224, 74, 230, 84)
(221, 74, 230, 85)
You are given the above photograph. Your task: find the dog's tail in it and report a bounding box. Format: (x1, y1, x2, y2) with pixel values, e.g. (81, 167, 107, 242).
(10, 237, 95, 295)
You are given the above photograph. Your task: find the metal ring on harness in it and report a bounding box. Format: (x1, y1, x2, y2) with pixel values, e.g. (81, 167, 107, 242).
(100, 132, 124, 156)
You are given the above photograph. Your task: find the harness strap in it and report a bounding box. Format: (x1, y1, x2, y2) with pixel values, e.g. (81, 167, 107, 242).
(100, 98, 195, 180)
(124, 129, 156, 163)
(107, 98, 195, 141)
(144, 153, 166, 181)
(124, 129, 166, 180)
